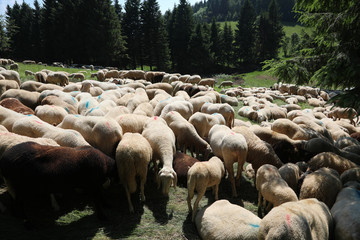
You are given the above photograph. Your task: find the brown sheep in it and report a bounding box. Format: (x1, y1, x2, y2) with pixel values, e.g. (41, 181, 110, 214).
(0, 98, 35, 115)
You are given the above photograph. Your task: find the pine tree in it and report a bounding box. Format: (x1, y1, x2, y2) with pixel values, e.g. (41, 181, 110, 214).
(222, 22, 234, 67)
(188, 23, 211, 73)
(267, 0, 284, 57)
(31, 0, 43, 60)
(41, 0, 59, 62)
(171, 0, 194, 73)
(114, 0, 123, 22)
(122, 0, 142, 69)
(234, 0, 256, 64)
(140, 0, 170, 71)
(0, 15, 9, 55)
(210, 18, 221, 65)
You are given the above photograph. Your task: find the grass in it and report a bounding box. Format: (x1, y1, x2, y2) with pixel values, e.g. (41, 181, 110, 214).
(17, 63, 97, 83)
(0, 168, 257, 239)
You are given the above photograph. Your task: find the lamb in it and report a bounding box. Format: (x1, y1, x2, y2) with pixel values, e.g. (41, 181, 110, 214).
(0, 98, 35, 115)
(159, 100, 194, 120)
(299, 167, 342, 209)
(116, 132, 152, 213)
(12, 115, 90, 147)
(218, 80, 233, 88)
(208, 124, 248, 197)
(0, 89, 40, 110)
(328, 107, 358, 126)
(25, 70, 35, 76)
(201, 102, 235, 128)
(258, 198, 333, 240)
(58, 115, 122, 157)
(69, 73, 85, 81)
(173, 152, 200, 187)
(279, 163, 301, 193)
(34, 105, 68, 125)
(0, 70, 21, 85)
(232, 126, 283, 173)
(115, 114, 150, 134)
(164, 111, 211, 159)
(331, 181, 360, 240)
(0, 142, 116, 224)
(34, 71, 48, 83)
(0, 79, 19, 95)
(198, 78, 215, 87)
(307, 152, 358, 174)
(195, 199, 261, 240)
(46, 72, 69, 86)
(339, 167, 360, 184)
(187, 156, 225, 221)
(142, 117, 177, 196)
(256, 164, 298, 216)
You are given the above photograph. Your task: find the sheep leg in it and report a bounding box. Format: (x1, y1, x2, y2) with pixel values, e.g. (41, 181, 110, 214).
(265, 202, 273, 214)
(257, 191, 263, 217)
(124, 185, 134, 213)
(213, 184, 219, 200)
(152, 160, 161, 189)
(50, 193, 60, 211)
(225, 161, 237, 197)
(192, 188, 206, 222)
(140, 173, 146, 203)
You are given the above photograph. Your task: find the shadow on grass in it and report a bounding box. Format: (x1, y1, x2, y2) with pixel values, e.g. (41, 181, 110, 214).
(0, 183, 142, 240)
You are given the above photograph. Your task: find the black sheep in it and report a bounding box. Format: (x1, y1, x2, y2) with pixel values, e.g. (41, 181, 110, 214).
(0, 142, 117, 226)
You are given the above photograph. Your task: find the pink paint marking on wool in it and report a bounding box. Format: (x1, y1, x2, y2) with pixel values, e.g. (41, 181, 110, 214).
(34, 120, 43, 125)
(154, 116, 158, 120)
(286, 214, 291, 226)
(106, 121, 111, 130)
(230, 132, 235, 135)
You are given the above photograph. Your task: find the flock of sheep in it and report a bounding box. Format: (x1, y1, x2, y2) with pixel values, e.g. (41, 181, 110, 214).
(0, 58, 359, 239)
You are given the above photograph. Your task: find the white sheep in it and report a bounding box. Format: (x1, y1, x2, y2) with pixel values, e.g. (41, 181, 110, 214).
(187, 156, 225, 221)
(201, 102, 235, 128)
(188, 112, 226, 139)
(0, 70, 21, 85)
(279, 163, 301, 193)
(114, 114, 150, 134)
(208, 124, 248, 197)
(195, 199, 261, 240)
(164, 111, 211, 159)
(116, 132, 152, 213)
(0, 105, 29, 131)
(142, 117, 177, 196)
(299, 167, 342, 209)
(159, 100, 194, 120)
(331, 181, 360, 240)
(58, 115, 122, 157)
(133, 102, 154, 117)
(12, 115, 90, 147)
(46, 72, 69, 86)
(35, 104, 68, 125)
(259, 198, 333, 239)
(256, 164, 298, 216)
(1, 89, 40, 110)
(0, 79, 20, 96)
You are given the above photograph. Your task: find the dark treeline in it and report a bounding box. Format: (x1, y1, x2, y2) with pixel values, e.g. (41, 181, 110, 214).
(1, 0, 284, 74)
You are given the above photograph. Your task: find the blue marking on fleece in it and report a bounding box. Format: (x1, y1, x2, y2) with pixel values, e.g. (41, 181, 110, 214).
(249, 224, 259, 228)
(85, 101, 89, 109)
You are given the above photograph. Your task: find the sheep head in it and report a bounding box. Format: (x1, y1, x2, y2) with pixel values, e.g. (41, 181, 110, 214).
(158, 166, 177, 196)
